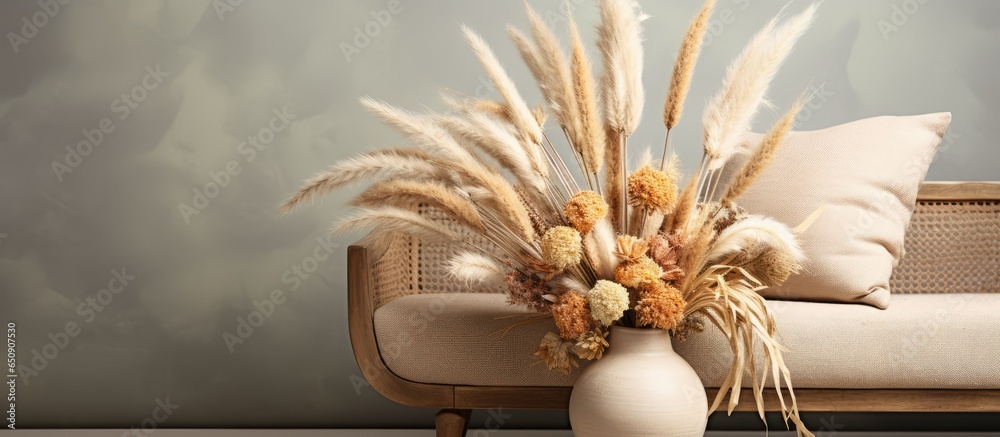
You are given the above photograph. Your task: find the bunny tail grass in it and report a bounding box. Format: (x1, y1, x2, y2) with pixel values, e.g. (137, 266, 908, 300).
(448, 251, 508, 286)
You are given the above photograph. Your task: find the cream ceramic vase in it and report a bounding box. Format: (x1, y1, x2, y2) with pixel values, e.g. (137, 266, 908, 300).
(569, 326, 708, 437)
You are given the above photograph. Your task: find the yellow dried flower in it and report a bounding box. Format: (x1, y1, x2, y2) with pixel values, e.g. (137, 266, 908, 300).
(574, 327, 610, 361)
(614, 256, 664, 288)
(564, 191, 609, 234)
(552, 292, 593, 340)
(587, 280, 630, 326)
(635, 281, 687, 331)
(615, 235, 649, 263)
(533, 331, 579, 374)
(541, 226, 584, 270)
(627, 165, 679, 214)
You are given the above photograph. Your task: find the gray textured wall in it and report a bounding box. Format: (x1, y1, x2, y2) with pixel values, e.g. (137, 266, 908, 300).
(1, 0, 997, 431)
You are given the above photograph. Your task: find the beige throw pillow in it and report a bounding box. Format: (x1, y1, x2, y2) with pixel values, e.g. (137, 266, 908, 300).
(718, 113, 951, 309)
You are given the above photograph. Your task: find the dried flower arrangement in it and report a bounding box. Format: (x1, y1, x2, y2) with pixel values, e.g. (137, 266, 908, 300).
(283, 1, 820, 435)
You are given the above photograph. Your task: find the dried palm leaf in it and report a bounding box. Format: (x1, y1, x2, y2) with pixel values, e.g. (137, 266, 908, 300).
(682, 266, 814, 437)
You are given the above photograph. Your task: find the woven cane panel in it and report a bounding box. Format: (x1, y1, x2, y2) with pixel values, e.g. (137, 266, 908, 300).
(371, 231, 416, 307)
(890, 200, 1000, 294)
(415, 205, 508, 296)
(373, 200, 1000, 306)
(371, 205, 506, 307)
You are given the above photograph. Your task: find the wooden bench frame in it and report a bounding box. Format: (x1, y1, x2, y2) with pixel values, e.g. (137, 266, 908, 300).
(347, 182, 1000, 436)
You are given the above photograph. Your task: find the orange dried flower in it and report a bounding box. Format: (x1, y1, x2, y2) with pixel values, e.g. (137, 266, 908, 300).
(614, 256, 663, 288)
(635, 281, 687, 331)
(627, 165, 679, 214)
(552, 292, 593, 340)
(564, 191, 609, 234)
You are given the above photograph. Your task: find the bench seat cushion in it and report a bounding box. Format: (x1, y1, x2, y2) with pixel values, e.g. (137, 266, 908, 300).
(374, 293, 1000, 389)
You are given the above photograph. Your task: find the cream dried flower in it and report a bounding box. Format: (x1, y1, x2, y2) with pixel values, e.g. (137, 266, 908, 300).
(574, 327, 610, 361)
(614, 256, 663, 288)
(627, 165, 679, 214)
(564, 191, 609, 234)
(615, 235, 649, 263)
(533, 331, 580, 374)
(587, 280, 630, 326)
(541, 226, 584, 270)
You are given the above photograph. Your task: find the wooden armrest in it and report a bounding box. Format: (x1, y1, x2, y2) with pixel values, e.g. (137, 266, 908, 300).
(347, 244, 455, 408)
(918, 182, 1000, 201)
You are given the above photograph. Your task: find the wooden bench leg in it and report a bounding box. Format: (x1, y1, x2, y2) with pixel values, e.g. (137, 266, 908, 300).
(435, 408, 472, 437)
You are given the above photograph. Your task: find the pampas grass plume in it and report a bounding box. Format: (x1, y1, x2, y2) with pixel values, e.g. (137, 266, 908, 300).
(701, 3, 817, 170)
(568, 8, 606, 174)
(664, 0, 716, 130)
(721, 93, 808, 203)
(598, 0, 647, 135)
(351, 179, 486, 232)
(462, 25, 544, 146)
(279, 148, 438, 216)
